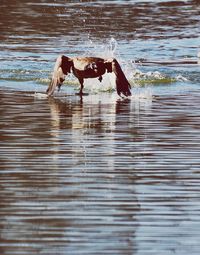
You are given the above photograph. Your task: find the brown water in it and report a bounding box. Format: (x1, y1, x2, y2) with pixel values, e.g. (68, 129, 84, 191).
(0, 1, 200, 254)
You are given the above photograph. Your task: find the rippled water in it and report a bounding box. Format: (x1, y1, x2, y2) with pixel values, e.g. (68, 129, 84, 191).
(0, 0, 200, 254)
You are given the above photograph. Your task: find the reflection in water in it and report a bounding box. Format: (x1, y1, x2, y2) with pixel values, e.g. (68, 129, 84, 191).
(0, 90, 142, 254)
(48, 95, 140, 254)
(1, 88, 200, 254)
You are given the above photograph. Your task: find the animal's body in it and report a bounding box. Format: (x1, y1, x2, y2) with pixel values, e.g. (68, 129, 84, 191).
(46, 55, 131, 97)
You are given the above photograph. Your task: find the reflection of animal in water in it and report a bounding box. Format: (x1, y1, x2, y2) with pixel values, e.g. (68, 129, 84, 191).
(46, 55, 132, 97)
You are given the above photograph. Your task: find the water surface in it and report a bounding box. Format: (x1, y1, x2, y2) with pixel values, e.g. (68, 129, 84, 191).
(0, 1, 200, 254)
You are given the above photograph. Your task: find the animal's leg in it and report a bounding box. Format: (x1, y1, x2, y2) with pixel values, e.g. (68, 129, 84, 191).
(98, 76, 103, 82)
(78, 78, 84, 95)
(57, 77, 65, 92)
(57, 84, 61, 92)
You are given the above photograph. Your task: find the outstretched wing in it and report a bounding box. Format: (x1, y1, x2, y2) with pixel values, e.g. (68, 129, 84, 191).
(46, 55, 71, 96)
(105, 58, 131, 97)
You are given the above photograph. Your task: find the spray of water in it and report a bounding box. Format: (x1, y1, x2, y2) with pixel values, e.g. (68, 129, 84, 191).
(79, 38, 121, 93)
(74, 38, 154, 100)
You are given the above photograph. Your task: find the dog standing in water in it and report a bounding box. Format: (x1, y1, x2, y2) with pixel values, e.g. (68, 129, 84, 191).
(46, 55, 132, 97)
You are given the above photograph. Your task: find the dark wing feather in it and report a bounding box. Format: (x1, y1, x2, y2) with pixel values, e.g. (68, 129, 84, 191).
(111, 58, 132, 97)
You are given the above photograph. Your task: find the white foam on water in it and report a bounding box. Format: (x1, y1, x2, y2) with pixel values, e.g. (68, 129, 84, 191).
(34, 92, 48, 99)
(77, 92, 119, 105)
(175, 74, 189, 82)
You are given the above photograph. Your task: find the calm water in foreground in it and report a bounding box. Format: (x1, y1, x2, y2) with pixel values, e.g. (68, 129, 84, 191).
(0, 0, 200, 254)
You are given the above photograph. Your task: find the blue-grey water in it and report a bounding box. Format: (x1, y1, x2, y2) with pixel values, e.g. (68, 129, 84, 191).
(0, 1, 200, 254)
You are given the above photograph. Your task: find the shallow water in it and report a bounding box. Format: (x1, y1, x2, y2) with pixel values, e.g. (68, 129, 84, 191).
(0, 1, 200, 254)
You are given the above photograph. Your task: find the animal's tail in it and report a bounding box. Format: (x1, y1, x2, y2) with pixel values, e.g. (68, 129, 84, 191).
(111, 58, 132, 97)
(46, 55, 65, 96)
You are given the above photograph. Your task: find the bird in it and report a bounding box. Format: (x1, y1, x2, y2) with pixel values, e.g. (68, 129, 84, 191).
(46, 55, 132, 97)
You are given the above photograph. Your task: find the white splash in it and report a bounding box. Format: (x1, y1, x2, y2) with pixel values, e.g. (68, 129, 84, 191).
(82, 38, 126, 93)
(34, 92, 48, 99)
(175, 75, 188, 82)
(133, 69, 166, 80)
(46, 38, 190, 96)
